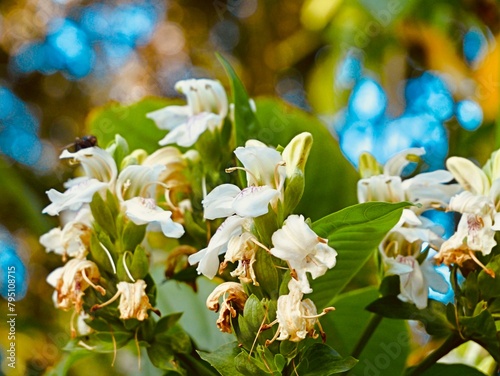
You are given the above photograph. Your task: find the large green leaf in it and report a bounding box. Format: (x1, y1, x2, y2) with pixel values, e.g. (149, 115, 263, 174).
(310, 201, 408, 308)
(85, 97, 176, 154)
(254, 98, 359, 220)
(320, 287, 410, 376)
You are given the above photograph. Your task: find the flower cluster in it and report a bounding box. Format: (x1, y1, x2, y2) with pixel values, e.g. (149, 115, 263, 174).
(357, 149, 457, 309)
(40, 139, 190, 337)
(435, 153, 500, 276)
(187, 132, 337, 343)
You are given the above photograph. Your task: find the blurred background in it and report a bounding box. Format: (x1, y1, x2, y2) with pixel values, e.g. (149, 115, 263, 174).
(1, 0, 499, 374)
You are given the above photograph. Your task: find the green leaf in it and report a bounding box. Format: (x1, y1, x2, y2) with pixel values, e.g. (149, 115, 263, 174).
(295, 343, 357, 375)
(130, 245, 149, 280)
(366, 296, 454, 336)
(459, 309, 500, 362)
(121, 220, 147, 253)
(89, 192, 117, 241)
(406, 363, 487, 376)
(254, 98, 359, 220)
(321, 287, 410, 376)
(45, 347, 93, 376)
(147, 341, 185, 373)
(274, 354, 286, 372)
(253, 248, 280, 300)
(86, 97, 176, 153)
(89, 232, 116, 274)
(310, 202, 409, 308)
(155, 312, 184, 335)
(478, 254, 500, 299)
(106, 134, 129, 168)
(198, 342, 245, 376)
(234, 351, 271, 376)
(217, 54, 259, 147)
(237, 295, 268, 350)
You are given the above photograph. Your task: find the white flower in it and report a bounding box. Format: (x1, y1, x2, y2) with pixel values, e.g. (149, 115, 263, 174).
(385, 255, 448, 310)
(234, 140, 285, 187)
(358, 148, 459, 211)
(436, 192, 500, 268)
(275, 279, 321, 342)
(202, 140, 286, 220)
(270, 215, 337, 294)
(203, 184, 279, 220)
(123, 197, 184, 238)
(147, 79, 228, 147)
(115, 164, 166, 202)
(158, 113, 222, 147)
(43, 179, 108, 216)
(40, 207, 93, 259)
(142, 146, 187, 183)
(46, 258, 105, 312)
(92, 280, 159, 321)
(206, 282, 248, 333)
(116, 280, 156, 321)
(223, 232, 259, 285)
(188, 215, 248, 279)
(60, 146, 117, 184)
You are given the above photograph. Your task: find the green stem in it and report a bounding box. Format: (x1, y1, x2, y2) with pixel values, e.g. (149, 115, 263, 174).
(406, 333, 465, 376)
(341, 313, 383, 376)
(351, 313, 383, 360)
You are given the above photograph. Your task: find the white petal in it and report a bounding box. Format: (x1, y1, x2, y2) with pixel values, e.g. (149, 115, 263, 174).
(421, 259, 449, 294)
(234, 144, 283, 186)
(203, 184, 241, 220)
(158, 113, 220, 147)
(384, 148, 425, 176)
(233, 186, 279, 218)
(43, 179, 108, 216)
(116, 164, 165, 202)
(188, 215, 246, 278)
(446, 157, 490, 195)
(146, 105, 190, 130)
(60, 147, 117, 184)
(124, 197, 184, 238)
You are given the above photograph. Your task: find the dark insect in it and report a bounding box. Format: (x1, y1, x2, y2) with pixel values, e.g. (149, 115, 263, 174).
(73, 135, 98, 151)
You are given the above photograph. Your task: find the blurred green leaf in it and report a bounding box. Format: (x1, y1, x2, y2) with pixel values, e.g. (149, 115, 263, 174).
(295, 343, 357, 375)
(320, 287, 410, 376)
(217, 54, 260, 147)
(310, 201, 408, 308)
(45, 347, 93, 376)
(86, 97, 175, 154)
(405, 363, 487, 376)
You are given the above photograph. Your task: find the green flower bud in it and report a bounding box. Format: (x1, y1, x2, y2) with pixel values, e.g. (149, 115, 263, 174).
(358, 152, 382, 178)
(282, 132, 313, 178)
